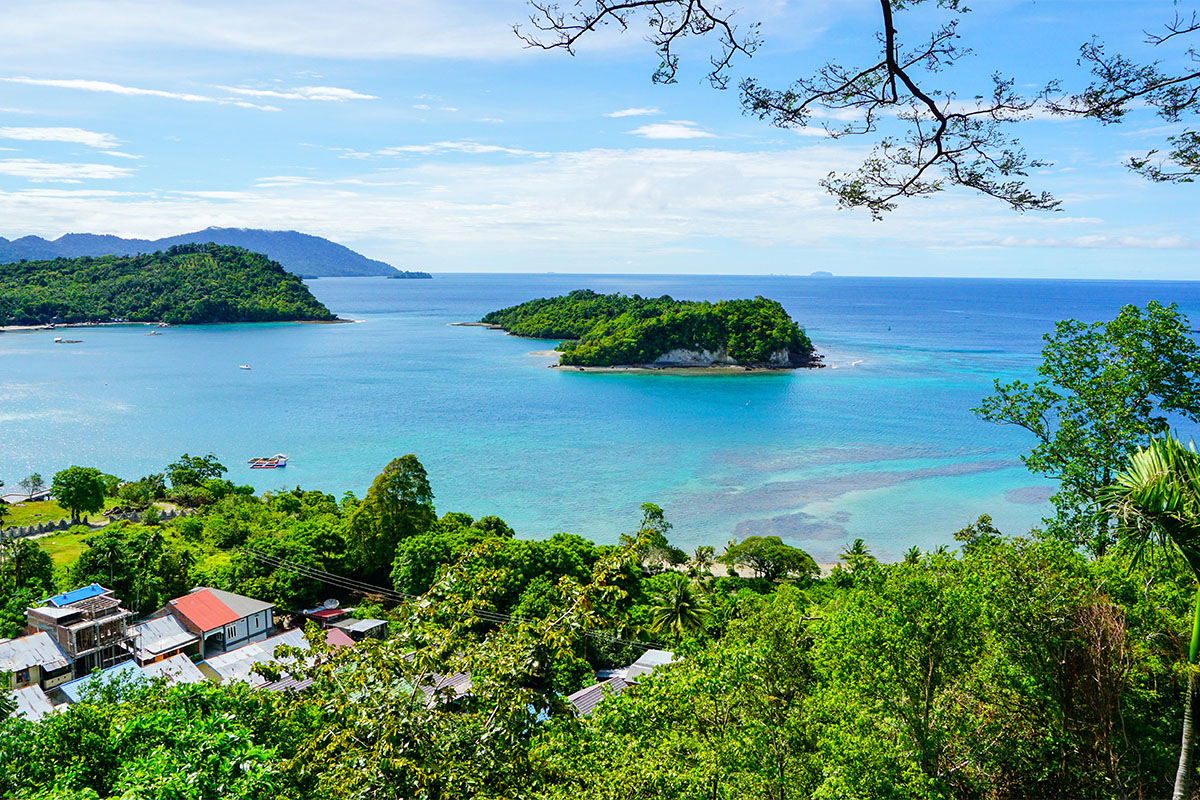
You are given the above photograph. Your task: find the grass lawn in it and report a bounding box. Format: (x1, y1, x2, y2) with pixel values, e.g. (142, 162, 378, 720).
(37, 530, 92, 569)
(2, 498, 121, 528)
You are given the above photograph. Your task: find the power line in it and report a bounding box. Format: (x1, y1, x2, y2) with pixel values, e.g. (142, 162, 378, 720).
(238, 547, 665, 652)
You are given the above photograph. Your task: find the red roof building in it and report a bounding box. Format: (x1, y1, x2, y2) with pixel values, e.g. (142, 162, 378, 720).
(163, 588, 275, 657)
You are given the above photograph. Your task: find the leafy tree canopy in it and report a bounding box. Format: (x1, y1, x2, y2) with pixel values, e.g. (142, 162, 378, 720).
(0, 243, 335, 326)
(974, 301, 1200, 555)
(481, 289, 816, 367)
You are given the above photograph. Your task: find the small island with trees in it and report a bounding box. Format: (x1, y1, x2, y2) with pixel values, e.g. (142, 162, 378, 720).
(0, 243, 337, 327)
(477, 289, 821, 370)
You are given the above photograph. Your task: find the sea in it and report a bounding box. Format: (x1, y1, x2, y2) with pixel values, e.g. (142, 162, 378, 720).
(3, 274, 1199, 562)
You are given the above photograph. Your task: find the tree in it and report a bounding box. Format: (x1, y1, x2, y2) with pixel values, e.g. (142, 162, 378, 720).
(1105, 436, 1200, 800)
(17, 473, 43, 497)
(647, 573, 711, 643)
(165, 453, 226, 489)
(347, 455, 436, 581)
(50, 466, 106, 523)
(975, 302, 1200, 555)
(722, 535, 818, 581)
(839, 538, 877, 572)
(517, 2, 1198, 215)
(620, 502, 686, 572)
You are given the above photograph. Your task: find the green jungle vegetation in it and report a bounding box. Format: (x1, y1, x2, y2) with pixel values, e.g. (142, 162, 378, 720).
(3, 301, 1200, 799)
(480, 289, 817, 367)
(0, 244, 336, 326)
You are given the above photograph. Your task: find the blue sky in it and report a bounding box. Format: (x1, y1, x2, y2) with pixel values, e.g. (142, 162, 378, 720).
(0, 0, 1195, 278)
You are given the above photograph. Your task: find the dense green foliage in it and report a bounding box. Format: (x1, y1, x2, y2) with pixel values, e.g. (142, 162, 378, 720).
(975, 301, 1200, 555)
(50, 467, 106, 523)
(5, 302, 1200, 797)
(481, 289, 816, 367)
(0, 244, 336, 325)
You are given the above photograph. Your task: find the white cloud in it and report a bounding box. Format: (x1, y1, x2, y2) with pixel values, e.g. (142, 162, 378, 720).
(1, 77, 280, 110)
(216, 84, 377, 101)
(606, 107, 660, 118)
(347, 141, 545, 158)
(0, 126, 119, 149)
(0, 158, 133, 182)
(628, 120, 717, 139)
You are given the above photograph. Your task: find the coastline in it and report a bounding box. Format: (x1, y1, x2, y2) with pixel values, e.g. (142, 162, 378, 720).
(550, 363, 804, 374)
(0, 318, 351, 333)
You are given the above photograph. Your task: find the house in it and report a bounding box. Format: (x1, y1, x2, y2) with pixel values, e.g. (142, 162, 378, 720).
(25, 584, 134, 677)
(0, 631, 73, 691)
(626, 648, 675, 680)
(7, 684, 56, 721)
(58, 660, 146, 703)
(199, 626, 350, 686)
(330, 617, 387, 641)
(162, 587, 275, 657)
(566, 675, 634, 716)
(0, 489, 52, 505)
(141, 652, 206, 685)
(566, 649, 675, 717)
(128, 615, 200, 665)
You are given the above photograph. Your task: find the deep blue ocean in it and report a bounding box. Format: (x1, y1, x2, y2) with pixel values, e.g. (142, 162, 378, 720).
(3, 274, 1199, 562)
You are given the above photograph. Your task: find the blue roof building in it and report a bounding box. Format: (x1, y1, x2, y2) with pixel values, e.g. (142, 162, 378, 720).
(45, 583, 109, 608)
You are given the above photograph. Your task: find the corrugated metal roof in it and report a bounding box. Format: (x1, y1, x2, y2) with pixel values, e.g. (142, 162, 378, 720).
(0, 631, 71, 673)
(59, 661, 146, 703)
(567, 676, 632, 716)
(420, 671, 473, 700)
(324, 628, 356, 648)
(201, 628, 307, 686)
(261, 675, 315, 693)
(9, 684, 56, 721)
(305, 608, 347, 620)
(168, 589, 239, 632)
(626, 649, 675, 680)
(141, 653, 206, 685)
(130, 616, 199, 661)
(332, 618, 387, 634)
(206, 588, 273, 619)
(46, 583, 109, 608)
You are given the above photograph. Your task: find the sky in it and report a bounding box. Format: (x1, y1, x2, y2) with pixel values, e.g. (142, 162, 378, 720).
(0, 0, 1196, 278)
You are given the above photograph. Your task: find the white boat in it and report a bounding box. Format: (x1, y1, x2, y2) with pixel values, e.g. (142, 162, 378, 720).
(239, 364, 251, 370)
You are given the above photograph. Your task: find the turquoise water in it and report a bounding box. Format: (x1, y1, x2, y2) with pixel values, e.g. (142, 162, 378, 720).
(3, 274, 1199, 561)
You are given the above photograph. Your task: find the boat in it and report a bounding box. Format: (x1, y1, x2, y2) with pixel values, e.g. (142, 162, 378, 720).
(248, 453, 288, 469)
(239, 365, 251, 370)
(146, 331, 162, 336)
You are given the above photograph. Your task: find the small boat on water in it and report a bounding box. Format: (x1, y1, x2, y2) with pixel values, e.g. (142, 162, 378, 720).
(239, 364, 251, 370)
(146, 331, 162, 336)
(248, 453, 288, 469)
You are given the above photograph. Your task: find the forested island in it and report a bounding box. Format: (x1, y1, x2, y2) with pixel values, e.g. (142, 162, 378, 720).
(0, 244, 337, 326)
(479, 289, 820, 369)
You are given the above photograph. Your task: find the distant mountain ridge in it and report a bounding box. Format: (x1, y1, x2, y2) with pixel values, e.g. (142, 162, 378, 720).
(0, 227, 431, 279)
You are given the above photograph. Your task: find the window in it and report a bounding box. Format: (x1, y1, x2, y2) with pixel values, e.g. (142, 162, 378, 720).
(253, 616, 259, 630)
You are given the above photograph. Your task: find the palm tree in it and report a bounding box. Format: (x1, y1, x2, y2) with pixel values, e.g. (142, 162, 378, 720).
(648, 574, 711, 644)
(1104, 436, 1200, 800)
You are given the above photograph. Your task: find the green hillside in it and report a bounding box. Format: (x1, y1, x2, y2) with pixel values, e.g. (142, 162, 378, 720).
(0, 244, 336, 325)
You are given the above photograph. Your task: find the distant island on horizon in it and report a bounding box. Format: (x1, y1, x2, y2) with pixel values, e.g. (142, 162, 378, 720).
(0, 244, 337, 327)
(0, 227, 432, 280)
(476, 289, 820, 371)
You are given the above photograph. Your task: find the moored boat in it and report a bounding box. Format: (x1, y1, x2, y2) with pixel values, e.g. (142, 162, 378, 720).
(248, 453, 288, 469)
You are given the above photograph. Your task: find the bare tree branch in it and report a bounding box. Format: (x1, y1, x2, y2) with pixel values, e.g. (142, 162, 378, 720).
(517, 1, 1198, 213)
